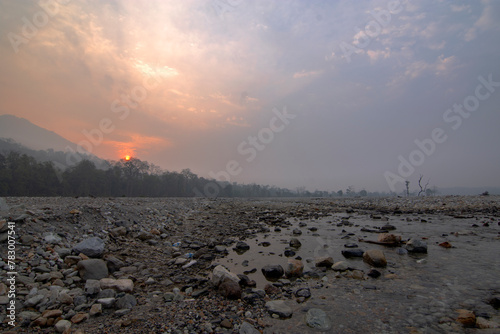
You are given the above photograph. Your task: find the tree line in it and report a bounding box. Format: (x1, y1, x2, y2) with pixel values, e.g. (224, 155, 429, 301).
(0, 152, 320, 198)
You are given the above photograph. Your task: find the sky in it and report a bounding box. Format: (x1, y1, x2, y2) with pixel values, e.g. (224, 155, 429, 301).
(0, 0, 499, 194)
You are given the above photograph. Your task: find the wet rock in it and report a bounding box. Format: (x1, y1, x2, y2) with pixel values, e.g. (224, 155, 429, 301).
(115, 294, 137, 309)
(396, 248, 408, 255)
(342, 249, 364, 258)
(237, 274, 256, 288)
(306, 308, 331, 331)
(234, 241, 250, 252)
(284, 249, 296, 257)
(262, 264, 284, 280)
(344, 243, 358, 248)
(73, 237, 105, 258)
(405, 239, 428, 253)
(363, 249, 387, 267)
(218, 277, 241, 299)
(332, 261, 349, 271)
(381, 224, 396, 231)
(456, 309, 475, 327)
(285, 259, 304, 278)
(289, 238, 302, 248)
(315, 256, 334, 268)
(239, 321, 260, 334)
(265, 300, 293, 318)
(77, 259, 109, 281)
(439, 241, 452, 248)
(55, 319, 72, 332)
(292, 229, 302, 235)
(215, 245, 227, 253)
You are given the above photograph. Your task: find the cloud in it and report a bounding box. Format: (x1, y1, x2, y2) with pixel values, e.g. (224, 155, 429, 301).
(293, 70, 322, 79)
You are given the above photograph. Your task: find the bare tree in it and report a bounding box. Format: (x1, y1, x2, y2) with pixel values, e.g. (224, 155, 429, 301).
(417, 175, 430, 196)
(405, 180, 410, 197)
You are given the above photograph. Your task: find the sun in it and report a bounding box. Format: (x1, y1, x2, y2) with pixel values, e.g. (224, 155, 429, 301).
(124, 155, 131, 161)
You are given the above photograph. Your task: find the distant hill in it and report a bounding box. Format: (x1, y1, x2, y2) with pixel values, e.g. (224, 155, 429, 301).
(0, 114, 106, 169)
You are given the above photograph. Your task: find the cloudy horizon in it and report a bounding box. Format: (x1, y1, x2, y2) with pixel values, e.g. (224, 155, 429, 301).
(1, 0, 499, 193)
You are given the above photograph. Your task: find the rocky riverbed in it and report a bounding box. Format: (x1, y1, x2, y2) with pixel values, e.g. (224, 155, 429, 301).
(0, 196, 499, 333)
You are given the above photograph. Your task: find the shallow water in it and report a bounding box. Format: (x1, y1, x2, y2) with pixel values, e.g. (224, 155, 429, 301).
(215, 212, 500, 333)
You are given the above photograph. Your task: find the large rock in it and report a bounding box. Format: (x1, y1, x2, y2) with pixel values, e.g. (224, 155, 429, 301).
(265, 300, 293, 318)
(285, 259, 304, 278)
(306, 308, 331, 331)
(218, 277, 242, 300)
(212, 265, 240, 287)
(74, 237, 105, 258)
(363, 249, 387, 267)
(261, 264, 284, 280)
(405, 239, 428, 253)
(77, 259, 109, 281)
(234, 241, 250, 252)
(315, 256, 334, 268)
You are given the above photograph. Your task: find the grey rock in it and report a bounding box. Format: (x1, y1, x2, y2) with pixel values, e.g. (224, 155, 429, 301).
(295, 287, 311, 298)
(239, 321, 260, 334)
(265, 300, 293, 318)
(97, 297, 116, 308)
(405, 239, 428, 253)
(306, 308, 331, 331)
(77, 259, 109, 281)
(363, 249, 387, 267)
(97, 289, 116, 299)
(55, 319, 72, 333)
(84, 279, 101, 295)
(24, 294, 45, 307)
(73, 237, 105, 258)
(315, 256, 334, 268)
(289, 238, 302, 248)
(44, 232, 62, 244)
(234, 241, 250, 251)
(115, 293, 137, 309)
(342, 248, 364, 258)
(332, 261, 349, 271)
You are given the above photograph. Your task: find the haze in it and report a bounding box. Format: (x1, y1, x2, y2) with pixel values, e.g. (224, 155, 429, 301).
(1, 0, 499, 193)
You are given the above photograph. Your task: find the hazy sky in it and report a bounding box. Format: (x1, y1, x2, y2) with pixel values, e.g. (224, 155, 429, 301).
(1, 0, 499, 193)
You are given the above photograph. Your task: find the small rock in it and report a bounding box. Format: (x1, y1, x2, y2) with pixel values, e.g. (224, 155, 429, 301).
(439, 241, 452, 248)
(85, 279, 101, 295)
(367, 269, 381, 278)
(405, 239, 428, 253)
(315, 256, 334, 268)
(71, 312, 88, 324)
(295, 287, 311, 298)
(476, 317, 500, 329)
(89, 303, 102, 316)
(265, 300, 293, 318)
(220, 318, 232, 329)
(239, 321, 260, 334)
(115, 294, 137, 309)
(235, 241, 250, 252)
(77, 259, 109, 281)
(54, 319, 72, 333)
(212, 265, 240, 286)
(261, 264, 284, 280)
(264, 283, 280, 295)
(44, 232, 62, 244)
(218, 277, 242, 300)
(489, 295, 500, 309)
(285, 259, 304, 278)
(100, 278, 134, 292)
(363, 249, 387, 267)
(378, 233, 401, 244)
(456, 309, 475, 327)
(292, 229, 302, 235)
(97, 297, 116, 308)
(332, 261, 349, 271)
(73, 237, 105, 258)
(306, 308, 331, 331)
(341, 249, 364, 258)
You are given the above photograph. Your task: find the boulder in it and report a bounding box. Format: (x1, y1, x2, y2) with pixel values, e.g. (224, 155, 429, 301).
(363, 249, 387, 267)
(73, 237, 105, 258)
(77, 259, 108, 281)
